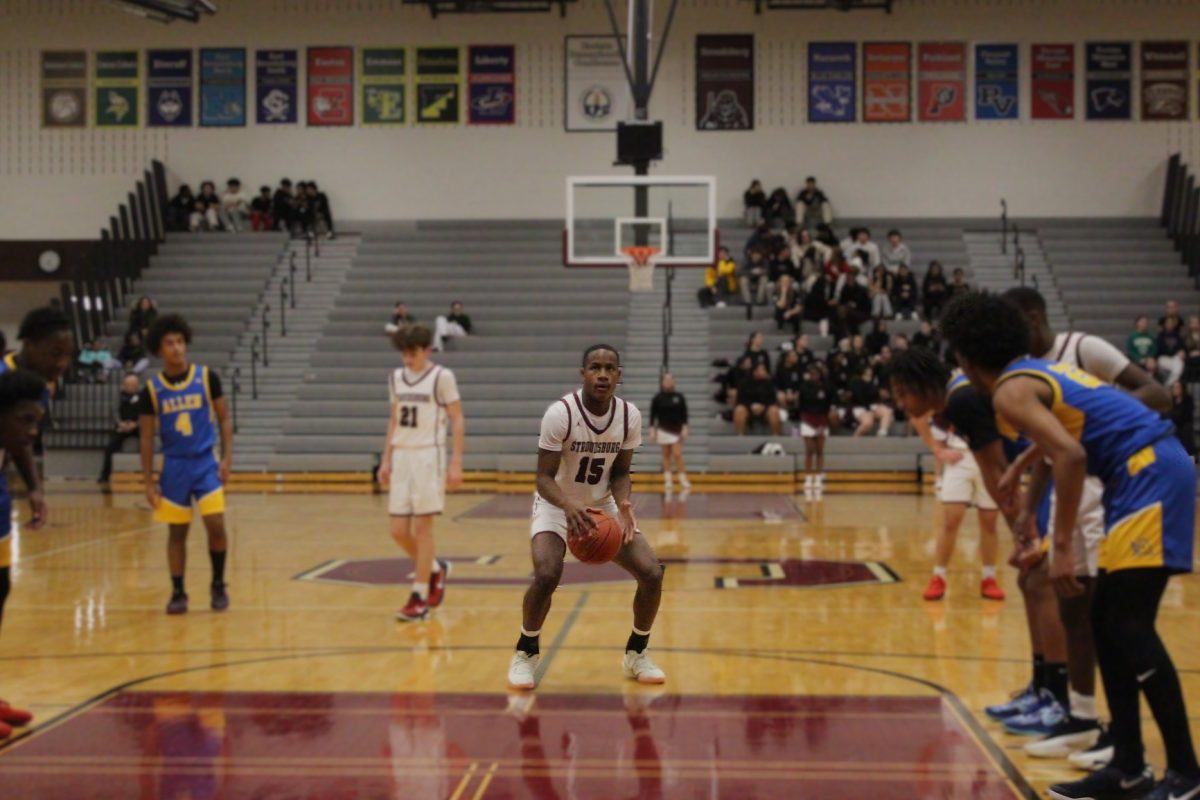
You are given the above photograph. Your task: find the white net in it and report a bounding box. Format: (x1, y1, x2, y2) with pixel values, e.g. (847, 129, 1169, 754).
(624, 247, 659, 291)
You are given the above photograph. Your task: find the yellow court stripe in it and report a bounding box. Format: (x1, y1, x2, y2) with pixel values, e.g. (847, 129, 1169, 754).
(447, 762, 478, 800)
(941, 696, 1025, 800)
(471, 762, 499, 800)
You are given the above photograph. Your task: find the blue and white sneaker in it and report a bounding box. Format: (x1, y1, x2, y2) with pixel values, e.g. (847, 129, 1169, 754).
(985, 683, 1041, 721)
(1003, 691, 1066, 736)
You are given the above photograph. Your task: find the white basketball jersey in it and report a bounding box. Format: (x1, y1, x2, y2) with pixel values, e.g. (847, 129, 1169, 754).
(1046, 332, 1129, 384)
(537, 390, 642, 506)
(389, 365, 459, 449)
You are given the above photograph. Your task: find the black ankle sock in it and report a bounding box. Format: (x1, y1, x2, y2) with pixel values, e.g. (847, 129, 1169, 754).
(517, 634, 540, 656)
(1046, 662, 1069, 706)
(210, 550, 226, 586)
(1032, 654, 1046, 691)
(171, 576, 184, 594)
(626, 631, 650, 653)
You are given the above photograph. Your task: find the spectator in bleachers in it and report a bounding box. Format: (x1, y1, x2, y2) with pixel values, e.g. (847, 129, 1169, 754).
(650, 373, 691, 492)
(743, 180, 766, 227)
(814, 222, 839, 252)
(911, 320, 941, 354)
(791, 227, 830, 279)
(76, 341, 109, 382)
(1184, 316, 1200, 382)
(1159, 299, 1182, 332)
(191, 181, 221, 231)
(273, 179, 297, 233)
(891, 264, 920, 321)
(833, 257, 867, 296)
(128, 296, 157, 340)
(764, 188, 795, 230)
(773, 275, 804, 336)
(866, 319, 890, 356)
(117, 332, 149, 374)
(848, 367, 894, 437)
(384, 301, 416, 335)
(301, 181, 336, 239)
(792, 334, 816, 370)
(891, 333, 910, 351)
(98, 373, 142, 484)
(775, 349, 804, 424)
(742, 331, 771, 373)
(883, 229, 910, 272)
(434, 301, 472, 352)
(698, 246, 738, 308)
(921, 261, 948, 321)
(836, 263, 871, 331)
(219, 178, 251, 232)
(1126, 315, 1157, 362)
(744, 221, 772, 256)
(166, 184, 194, 232)
(848, 228, 881, 269)
(739, 248, 770, 312)
(716, 355, 753, 409)
(1170, 381, 1196, 458)
(795, 177, 831, 232)
(1156, 314, 1185, 385)
(769, 243, 798, 286)
(947, 267, 971, 298)
(869, 265, 894, 319)
(802, 271, 832, 336)
(733, 363, 782, 436)
(250, 186, 274, 232)
(846, 334, 871, 376)
(873, 345, 895, 388)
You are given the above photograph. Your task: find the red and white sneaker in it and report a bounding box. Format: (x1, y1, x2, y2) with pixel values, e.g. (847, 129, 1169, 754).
(0, 700, 33, 727)
(428, 559, 452, 608)
(396, 592, 430, 622)
(923, 574, 947, 601)
(981, 577, 1006, 601)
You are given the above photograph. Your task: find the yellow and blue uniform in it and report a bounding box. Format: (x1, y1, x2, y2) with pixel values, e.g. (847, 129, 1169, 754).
(0, 353, 49, 569)
(147, 364, 225, 524)
(997, 357, 1192, 573)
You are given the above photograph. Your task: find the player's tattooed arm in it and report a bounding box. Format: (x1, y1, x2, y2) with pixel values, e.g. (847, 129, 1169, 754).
(610, 449, 638, 544)
(535, 448, 593, 536)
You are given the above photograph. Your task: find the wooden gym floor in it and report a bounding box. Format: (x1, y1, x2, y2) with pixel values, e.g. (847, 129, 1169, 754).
(1, 488, 1197, 799)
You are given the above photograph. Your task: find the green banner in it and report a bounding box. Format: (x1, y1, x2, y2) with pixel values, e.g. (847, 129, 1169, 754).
(361, 47, 406, 125)
(415, 46, 461, 125)
(95, 50, 139, 127)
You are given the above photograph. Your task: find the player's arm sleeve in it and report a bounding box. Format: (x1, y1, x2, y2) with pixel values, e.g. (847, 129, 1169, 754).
(1077, 335, 1130, 384)
(138, 388, 157, 417)
(623, 404, 643, 450)
(207, 370, 223, 400)
(537, 403, 568, 452)
(436, 369, 461, 405)
(944, 389, 1000, 451)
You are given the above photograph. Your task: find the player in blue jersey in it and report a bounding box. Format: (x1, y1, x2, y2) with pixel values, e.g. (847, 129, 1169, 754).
(942, 292, 1199, 800)
(139, 315, 234, 615)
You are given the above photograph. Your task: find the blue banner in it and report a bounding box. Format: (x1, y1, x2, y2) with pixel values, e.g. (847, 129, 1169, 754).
(200, 48, 246, 127)
(1085, 42, 1132, 120)
(808, 42, 856, 122)
(147, 49, 193, 127)
(256, 49, 298, 124)
(468, 45, 515, 125)
(975, 44, 1018, 120)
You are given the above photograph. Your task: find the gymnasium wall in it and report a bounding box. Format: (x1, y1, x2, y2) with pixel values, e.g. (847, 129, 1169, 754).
(1, 0, 1199, 238)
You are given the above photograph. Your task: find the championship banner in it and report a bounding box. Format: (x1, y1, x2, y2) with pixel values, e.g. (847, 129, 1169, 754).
(695, 34, 754, 131)
(361, 48, 407, 126)
(1085, 42, 1132, 120)
(415, 47, 461, 125)
(1031, 44, 1075, 119)
(147, 49, 193, 127)
(307, 47, 353, 126)
(94, 50, 138, 128)
(468, 45, 515, 125)
(808, 42, 856, 123)
(863, 42, 911, 123)
(200, 48, 246, 127)
(565, 35, 630, 132)
(917, 42, 966, 122)
(41, 50, 87, 128)
(256, 49, 298, 125)
(1140, 41, 1188, 121)
(975, 44, 1018, 120)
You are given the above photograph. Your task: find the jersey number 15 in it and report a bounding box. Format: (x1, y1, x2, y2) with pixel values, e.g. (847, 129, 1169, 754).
(574, 456, 605, 485)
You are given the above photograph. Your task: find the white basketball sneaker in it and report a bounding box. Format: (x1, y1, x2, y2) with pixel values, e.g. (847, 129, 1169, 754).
(678, 473, 692, 490)
(507, 651, 539, 691)
(623, 650, 666, 684)
(663, 472, 673, 493)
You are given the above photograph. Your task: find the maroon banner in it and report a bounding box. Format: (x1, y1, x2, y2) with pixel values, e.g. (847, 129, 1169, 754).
(917, 42, 965, 122)
(1140, 41, 1188, 121)
(1031, 44, 1075, 119)
(863, 42, 911, 123)
(307, 46, 353, 126)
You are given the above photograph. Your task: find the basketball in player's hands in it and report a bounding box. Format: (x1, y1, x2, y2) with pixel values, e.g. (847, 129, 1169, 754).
(568, 509, 623, 564)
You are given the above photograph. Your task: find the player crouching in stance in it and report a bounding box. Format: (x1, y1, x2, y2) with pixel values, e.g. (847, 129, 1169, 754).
(379, 325, 464, 622)
(508, 345, 665, 690)
(140, 315, 234, 615)
(942, 293, 1200, 800)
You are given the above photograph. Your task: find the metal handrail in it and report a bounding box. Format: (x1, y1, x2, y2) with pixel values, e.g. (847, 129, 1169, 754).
(280, 279, 288, 337)
(305, 238, 312, 283)
(260, 305, 270, 367)
(288, 256, 298, 308)
(230, 367, 241, 433)
(1015, 246, 1026, 286)
(249, 338, 259, 400)
(1000, 198, 1008, 255)
(662, 265, 675, 373)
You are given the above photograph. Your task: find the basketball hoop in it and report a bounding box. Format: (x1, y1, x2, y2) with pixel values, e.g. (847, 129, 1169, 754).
(622, 245, 660, 291)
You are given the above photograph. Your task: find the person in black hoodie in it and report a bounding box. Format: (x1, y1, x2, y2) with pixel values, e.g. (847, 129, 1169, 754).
(166, 185, 194, 232)
(302, 181, 336, 239)
(743, 180, 766, 227)
(273, 179, 297, 233)
(649, 373, 691, 492)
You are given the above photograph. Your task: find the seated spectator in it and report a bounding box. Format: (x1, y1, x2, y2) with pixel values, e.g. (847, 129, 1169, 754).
(1126, 315, 1157, 362)
(699, 246, 738, 308)
(166, 184, 194, 232)
(848, 367, 894, 437)
(850, 228, 881, 269)
(98, 373, 142, 484)
(922, 261, 948, 320)
(873, 345, 895, 389)
(717, 355, 754, 408)
(1160, 299, 1183, 332)
(384, 301, 416, 334)
(128, 296, 157, 339)
(802, 272, 832, 336)
(773, 275, 803, 336)
(744, 221, 772, 256)
(947, 267, 971, 297)
(883, 229, 910, 272)
(836, 264, 871, 331)
(912, 320, 941, 354)
(1170, 381, 1196, 458)
(814, 222, 839, 251)
(1157, 315, 1185, 385)
(77, 341, 107, 381)
(891, 333, 910, 351)
(742, 331, 771, 373)
(774, 349, 805, 422)
(869, 265, 894, 319)
(273, 178, 297, 233)
(118, 332, 149, 374)
(891, 264, 920, 320)
(764, 188, 795, 230)
(220, 178, 251, 232)
(733, 363, 782, 435)
(191, 180, 221, 231)
(739, 249, 770, 312)
(795, 177, 831, 232)
(434, 301, 472, 351)
(1183, 315, 1200, 382)
(768, 244, 797, 285)
(301, 181, 336, 239)
(833, 257, 868, 297)
(792, 334, 817, 371)
(865, 318, 890, 356)
(743, 180, 766, 227)
(791, 228, 830, 281)
(250, 186, 274, 231)
(846, 334, 870, 375)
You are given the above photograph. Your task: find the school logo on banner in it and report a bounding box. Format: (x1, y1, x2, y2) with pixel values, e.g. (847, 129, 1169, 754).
(256, 50, 298, 124)
(42, 51, 87, 128)
(863, 42, 911, 123)
(468, 45, 515, 125)
(415, 47, 461, 125)
(918, 43, 966, 122)
(808, 43, 856, 123)
(565, 36, 630, 132)
(200, 48, 246, 127)
(147, 49, 193, 127)
(1140, 41, 1188, 121)
(1031, 44, 1075, 120)
(362, 48, 407, 125)
(695, 34, 754, 131)
(94, 50, 138, 127)
(975, 44, 1018, 120)
(308, 47, 354, 126)
(1085, 42, 1132, 120)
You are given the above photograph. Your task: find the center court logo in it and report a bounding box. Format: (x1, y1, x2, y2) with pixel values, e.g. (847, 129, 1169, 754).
(581, 86, 612, 120)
